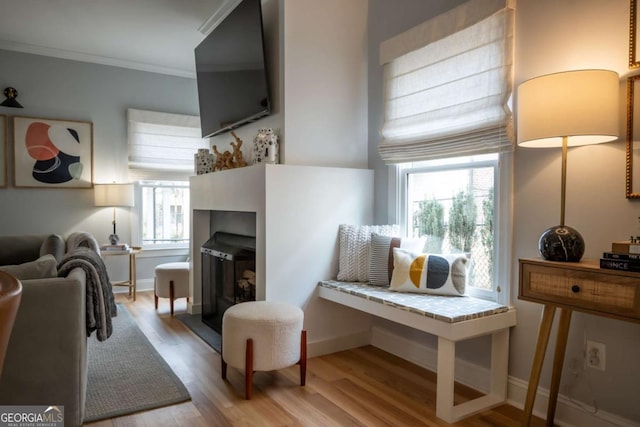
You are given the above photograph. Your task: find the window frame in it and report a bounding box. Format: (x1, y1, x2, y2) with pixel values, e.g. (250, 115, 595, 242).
(131, 180, 190, 251)
(390, 152, 512, 305)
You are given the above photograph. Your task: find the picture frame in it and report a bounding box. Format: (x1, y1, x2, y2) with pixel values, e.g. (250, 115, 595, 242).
(626, 75, 640, 198)
(13, 116, 93, 189)
(0, 115, 6, 188)
(631, 0, 640, 68)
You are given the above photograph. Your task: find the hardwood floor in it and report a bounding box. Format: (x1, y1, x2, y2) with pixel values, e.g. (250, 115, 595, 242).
(86, 291, 545, 426)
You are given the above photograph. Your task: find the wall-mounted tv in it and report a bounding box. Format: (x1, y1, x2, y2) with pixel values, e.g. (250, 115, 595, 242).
(195, 0, 271, 138)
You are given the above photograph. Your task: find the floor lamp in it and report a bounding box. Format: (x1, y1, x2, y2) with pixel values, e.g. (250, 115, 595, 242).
(94, 183, 134, 245)
(517, 69, 619, 262)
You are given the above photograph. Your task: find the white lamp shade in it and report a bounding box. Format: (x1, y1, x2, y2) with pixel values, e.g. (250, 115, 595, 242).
(517, 70, 619, 148)
(94, 183, 134, 207)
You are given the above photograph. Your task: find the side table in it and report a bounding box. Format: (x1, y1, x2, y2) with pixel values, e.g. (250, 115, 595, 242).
(519, 258, 640, 426)
(101, 248, 141, 301)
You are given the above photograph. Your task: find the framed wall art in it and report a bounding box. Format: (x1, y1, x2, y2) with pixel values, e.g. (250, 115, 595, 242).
(632, 0, 640, 68)
(13, 116, 93, 189)
(627, 74, 640, 198)
(0, 115, 6, 188)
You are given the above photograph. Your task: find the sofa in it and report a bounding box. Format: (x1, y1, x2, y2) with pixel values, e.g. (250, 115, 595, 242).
(0, 234, 89, 427)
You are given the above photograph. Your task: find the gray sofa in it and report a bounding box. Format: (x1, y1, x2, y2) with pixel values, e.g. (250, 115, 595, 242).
(0, 234, 88, 427)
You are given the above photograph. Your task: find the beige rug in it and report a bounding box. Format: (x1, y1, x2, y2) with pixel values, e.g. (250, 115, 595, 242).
(84, 305, 190, 422)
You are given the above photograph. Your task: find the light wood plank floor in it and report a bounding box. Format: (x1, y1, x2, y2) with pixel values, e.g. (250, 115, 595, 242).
(86, 291, 545, 426)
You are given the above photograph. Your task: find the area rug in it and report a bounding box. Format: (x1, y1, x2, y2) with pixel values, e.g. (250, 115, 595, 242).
(175, 313, 222, 354)
(84, 305, 191, 422)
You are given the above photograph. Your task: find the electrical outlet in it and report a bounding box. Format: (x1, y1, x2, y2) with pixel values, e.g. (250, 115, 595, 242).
(585, 340, 606, 371)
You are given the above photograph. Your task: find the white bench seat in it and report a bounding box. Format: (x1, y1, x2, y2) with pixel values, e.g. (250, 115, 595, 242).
(318, 280, 517, 423)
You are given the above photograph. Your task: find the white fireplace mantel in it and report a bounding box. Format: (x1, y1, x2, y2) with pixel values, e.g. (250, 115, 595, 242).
(189, 163, 376, 356)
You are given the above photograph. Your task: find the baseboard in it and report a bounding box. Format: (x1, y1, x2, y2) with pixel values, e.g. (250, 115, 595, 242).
(507, 376, 639, 427)
(307, 331, 371, 359)
(371, 325, 638, 427)
(112, 278, 154, 294)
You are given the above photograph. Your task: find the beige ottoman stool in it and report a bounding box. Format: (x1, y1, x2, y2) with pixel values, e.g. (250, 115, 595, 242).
(154, 262, 189, 315)
(221, 301, 307, 399)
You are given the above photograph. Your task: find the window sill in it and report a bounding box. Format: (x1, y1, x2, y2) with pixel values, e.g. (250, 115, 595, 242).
(136, 246, 189, 259)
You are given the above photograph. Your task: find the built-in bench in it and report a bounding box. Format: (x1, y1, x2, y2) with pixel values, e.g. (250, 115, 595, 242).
(318, 280, 517, 423)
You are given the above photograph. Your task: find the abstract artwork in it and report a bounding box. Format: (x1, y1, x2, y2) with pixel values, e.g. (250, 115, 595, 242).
(13, 116, 93, 188)
(0, 115, 6, 188)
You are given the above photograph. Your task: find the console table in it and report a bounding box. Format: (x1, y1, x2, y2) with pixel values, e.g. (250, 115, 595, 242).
(518, 258, 640, 426)
(101, 248, 141, 301)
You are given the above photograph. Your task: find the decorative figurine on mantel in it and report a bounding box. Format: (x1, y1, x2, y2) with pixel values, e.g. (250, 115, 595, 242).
(252, 128, 279, 164)
(212, 131, 248, 171)
(195, 148, 215, 175)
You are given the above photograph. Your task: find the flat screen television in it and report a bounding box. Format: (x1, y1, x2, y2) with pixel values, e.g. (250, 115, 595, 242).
(195, 0, 271, 138)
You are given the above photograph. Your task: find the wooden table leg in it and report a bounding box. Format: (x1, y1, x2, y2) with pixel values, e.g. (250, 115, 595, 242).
(547, 308, 572, 425)
(131, 252, 137, 301)
(522, 304, 556, 426)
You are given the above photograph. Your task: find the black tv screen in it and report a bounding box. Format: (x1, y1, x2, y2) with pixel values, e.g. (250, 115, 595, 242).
(195, 0, 271, 138)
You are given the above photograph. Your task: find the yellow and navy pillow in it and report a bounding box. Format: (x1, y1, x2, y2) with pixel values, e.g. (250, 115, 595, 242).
(389, 248, 467, 296)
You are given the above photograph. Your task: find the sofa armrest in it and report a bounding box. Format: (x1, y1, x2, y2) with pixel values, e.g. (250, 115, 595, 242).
(0, 267, 87, 427)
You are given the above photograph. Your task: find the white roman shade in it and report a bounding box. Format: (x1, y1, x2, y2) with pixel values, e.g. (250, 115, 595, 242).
(127, 108, 209, 181)
(378, 0, 515, 164)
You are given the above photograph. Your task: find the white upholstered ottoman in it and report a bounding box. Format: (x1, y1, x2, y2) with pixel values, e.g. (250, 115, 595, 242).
(221, 301, 307, 399)
(154, 262, 190, 315)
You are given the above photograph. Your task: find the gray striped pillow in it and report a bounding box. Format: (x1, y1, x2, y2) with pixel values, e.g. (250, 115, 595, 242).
(369, 233, 426, 287)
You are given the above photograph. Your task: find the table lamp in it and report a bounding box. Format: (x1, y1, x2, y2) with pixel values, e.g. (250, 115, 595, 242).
(94, 183, 134, 245)
(517, 69, 619, 261)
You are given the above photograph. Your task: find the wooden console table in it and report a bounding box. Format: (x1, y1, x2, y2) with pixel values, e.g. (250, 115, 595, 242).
(101, 248, 141, 301)
(518, 258, 640, 426)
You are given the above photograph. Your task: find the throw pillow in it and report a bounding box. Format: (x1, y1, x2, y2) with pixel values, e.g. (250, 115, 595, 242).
(39, 234, 65, 263)
(337, 224, 399, 282)
(369, 233, 426, 287)
(0, 254, 58, 280)
(389, 248, 467, 296)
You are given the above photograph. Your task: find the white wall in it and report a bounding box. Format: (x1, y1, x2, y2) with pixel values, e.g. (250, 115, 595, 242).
(282, 0, 369, 168)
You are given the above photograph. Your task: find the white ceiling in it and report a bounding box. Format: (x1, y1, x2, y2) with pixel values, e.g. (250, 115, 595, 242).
(0, 0, 232, 78)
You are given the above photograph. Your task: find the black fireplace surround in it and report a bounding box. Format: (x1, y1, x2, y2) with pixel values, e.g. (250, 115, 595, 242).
(201, 232, 256, 333)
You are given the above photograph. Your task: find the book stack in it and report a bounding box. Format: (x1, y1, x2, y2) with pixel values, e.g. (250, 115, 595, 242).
(100, 243, 130, 252)
(600, 241, 640, 271)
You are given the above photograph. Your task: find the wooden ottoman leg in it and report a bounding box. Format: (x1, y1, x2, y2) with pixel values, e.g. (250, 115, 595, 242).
(169, 280, 175, 316)
(299, 330, 307, 386)
(245, 338, 254, 399)
(221, 357, 227, 380)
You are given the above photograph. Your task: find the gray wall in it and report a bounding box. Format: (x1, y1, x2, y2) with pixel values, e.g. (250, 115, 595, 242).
(0, 49, 198, 280)
(368, 0, 640, 422)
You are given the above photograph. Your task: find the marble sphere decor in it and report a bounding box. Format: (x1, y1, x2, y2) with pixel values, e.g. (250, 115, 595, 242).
(538, 225, 585, 262)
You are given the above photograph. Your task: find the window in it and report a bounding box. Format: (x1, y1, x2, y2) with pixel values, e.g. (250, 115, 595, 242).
(380, 0, 514, 303)
(397, 154, 510, 302)
(139, 181, 189, 247)
(127, 109, 209, 249)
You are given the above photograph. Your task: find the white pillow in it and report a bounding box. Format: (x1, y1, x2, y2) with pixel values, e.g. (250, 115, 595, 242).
(337, 224, 399, 282)
(389, 248, 467, 296)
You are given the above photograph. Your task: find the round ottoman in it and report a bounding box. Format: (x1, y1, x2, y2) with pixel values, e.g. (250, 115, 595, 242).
(154, 262, 190, 315)
(221, 301, 307, 399)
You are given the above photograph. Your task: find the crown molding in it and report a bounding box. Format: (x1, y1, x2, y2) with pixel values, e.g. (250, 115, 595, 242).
(198, 0, 242, 36)
(0, 40, 196, 79)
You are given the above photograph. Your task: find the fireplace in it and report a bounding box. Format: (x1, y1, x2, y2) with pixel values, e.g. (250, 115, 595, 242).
(200, 232, 256, 333)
